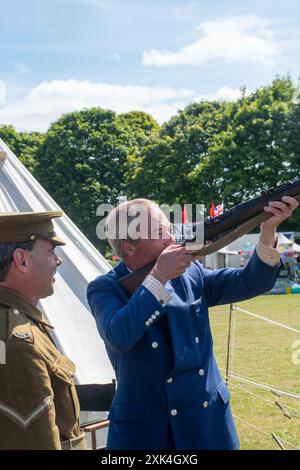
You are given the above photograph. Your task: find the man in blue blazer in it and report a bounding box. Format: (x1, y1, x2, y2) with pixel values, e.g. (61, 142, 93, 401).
(87, 196, 298, 450)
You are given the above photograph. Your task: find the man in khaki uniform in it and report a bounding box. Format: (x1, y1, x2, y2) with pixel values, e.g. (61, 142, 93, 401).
(0, 211, 87, 450)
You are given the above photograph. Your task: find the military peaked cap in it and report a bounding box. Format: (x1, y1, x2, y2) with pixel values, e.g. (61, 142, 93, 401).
(0, 211, 66, 246)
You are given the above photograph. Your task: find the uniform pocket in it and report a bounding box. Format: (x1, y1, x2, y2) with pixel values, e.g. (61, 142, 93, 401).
(217, 381, 231, 404)
(108, 404, 145, 423)
(51, 356, 80, 438)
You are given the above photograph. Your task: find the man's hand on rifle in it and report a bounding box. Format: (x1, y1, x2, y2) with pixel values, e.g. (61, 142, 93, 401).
(260, 196, 299, 246)
(150, 244, 198, 284)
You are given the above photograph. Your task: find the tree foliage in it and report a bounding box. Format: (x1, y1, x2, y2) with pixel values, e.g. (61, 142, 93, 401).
(128, 77, 300, 230)
(0, 125, 43, 173)
(127, 101, 230, 205)
(34, 108, 159, 248)
(1, 76, 300, 246)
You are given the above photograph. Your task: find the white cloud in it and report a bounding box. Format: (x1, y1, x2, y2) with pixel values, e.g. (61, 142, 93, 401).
(0, 80, 255, 132)
(194, 86, 251, 102)
(0, 79, 194, 131)
(142, 16, 279, 67)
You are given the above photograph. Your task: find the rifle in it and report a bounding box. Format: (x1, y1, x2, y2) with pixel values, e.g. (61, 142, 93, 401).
(118, 179, 300, 295)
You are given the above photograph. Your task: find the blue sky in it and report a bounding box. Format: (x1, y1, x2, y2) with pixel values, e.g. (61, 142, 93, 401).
(0, 0, 299, 131)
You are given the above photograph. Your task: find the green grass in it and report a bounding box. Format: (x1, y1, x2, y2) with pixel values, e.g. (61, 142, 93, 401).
(209, 294, 300, 450)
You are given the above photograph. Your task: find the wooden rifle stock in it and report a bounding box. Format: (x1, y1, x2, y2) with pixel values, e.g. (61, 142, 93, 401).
(117, 261, 156, 296)
(118, 179, 300, 295)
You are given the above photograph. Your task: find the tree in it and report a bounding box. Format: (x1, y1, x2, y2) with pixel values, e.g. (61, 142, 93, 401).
(0, 125, 43, 173)
(34, 108, 130, 248)
(119, 111, 160, 187)
(277, 80, 300, 230)
(190, 77, 300, 228)
(128, 101, 229, 206)
(34, 109, 161, 250)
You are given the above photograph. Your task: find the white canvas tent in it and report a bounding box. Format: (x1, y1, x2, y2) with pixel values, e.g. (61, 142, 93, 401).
(0, 137, 115, 385)
(205, 233, 300, 270)
(277, 232, 293, 246)
(291, 242, 300, 253)
(218, 233, 298, 269)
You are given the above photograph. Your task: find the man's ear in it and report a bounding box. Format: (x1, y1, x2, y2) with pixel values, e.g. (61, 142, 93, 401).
(11, 249, 29, 273)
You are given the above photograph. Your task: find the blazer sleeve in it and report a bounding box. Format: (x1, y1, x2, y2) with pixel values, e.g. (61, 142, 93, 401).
(87, 277, 166, 353)
(200, 249, 283, 308)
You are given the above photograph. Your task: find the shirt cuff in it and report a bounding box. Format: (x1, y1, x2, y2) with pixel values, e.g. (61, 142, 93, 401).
(142, 275, 172, 306)
(256, 235, 281, 267)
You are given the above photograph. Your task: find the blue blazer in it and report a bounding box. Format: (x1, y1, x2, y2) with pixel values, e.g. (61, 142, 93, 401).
(87, 251, 282, 450)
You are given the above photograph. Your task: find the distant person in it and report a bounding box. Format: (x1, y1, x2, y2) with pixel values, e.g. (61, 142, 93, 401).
(88, 196, 298, 450)
(0, 212, 87, 450)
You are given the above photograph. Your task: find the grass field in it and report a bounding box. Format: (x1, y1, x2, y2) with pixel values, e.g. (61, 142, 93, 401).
(209, 294, 300, 450)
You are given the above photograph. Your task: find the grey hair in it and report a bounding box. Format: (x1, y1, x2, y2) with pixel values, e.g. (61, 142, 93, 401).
(0, 241, 35, 282)
(105, 198, 158, 259)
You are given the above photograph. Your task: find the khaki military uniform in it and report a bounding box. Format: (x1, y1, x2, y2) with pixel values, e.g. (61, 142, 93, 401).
(0, 287, 86, 450)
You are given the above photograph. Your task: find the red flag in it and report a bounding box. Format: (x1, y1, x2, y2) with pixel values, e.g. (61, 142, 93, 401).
(182, 207, 189, 223)
(210, 200, 215, 217)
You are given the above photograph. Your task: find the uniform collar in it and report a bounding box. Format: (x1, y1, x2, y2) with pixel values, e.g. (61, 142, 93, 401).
(0, 287, 54, 329)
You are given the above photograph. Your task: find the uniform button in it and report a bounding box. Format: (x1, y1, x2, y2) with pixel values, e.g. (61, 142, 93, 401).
(13, 309, 19, 315)
(151, 314, 156, 320)
(155, 310, 160, 316)
(203, 401, 209, 408)
(195, 337, 200, 344)
(152, 341, 158, 349)
(145, 321, 150, 327)
(170, 409, 177, 416)
(199, 369, 205, 376)
(148, 318, 153, 324)
(166, 377, 173, 383)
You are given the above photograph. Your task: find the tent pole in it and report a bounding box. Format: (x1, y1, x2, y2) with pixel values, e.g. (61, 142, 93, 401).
(225, 303, 234, 384)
